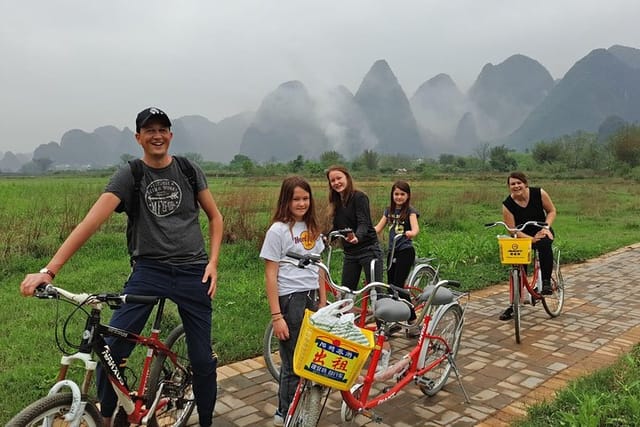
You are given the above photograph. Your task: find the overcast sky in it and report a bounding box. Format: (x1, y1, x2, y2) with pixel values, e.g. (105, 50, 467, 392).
(1, 1, 638, 154)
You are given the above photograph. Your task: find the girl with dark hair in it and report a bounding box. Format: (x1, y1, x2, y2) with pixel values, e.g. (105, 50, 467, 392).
(375, 180, 420, 290)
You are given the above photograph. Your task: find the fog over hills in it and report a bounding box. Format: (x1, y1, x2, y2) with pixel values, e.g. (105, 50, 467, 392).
(2, 44, 640, 172)
(354, 59, 424, 157)
(507, 45, 640, 149)
(468, 54, 555, 141)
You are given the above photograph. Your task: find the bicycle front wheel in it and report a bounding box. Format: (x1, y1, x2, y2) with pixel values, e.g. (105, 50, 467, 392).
(513, 269, 522, 344)
(145, 324, 196, 427)
(542, 248, 565, 317)
(7, 392, 102, 427)
(417, 303, 464, 396)
(285, 380, 323, 427)
(263, 321, 281, 381)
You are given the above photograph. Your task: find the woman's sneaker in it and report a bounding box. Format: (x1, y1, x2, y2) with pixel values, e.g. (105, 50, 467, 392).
(274, 410, 284, 426)
(541, 280, 553, 295)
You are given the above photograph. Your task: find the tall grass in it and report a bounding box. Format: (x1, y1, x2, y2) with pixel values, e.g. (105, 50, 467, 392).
(0, 173, 639, 423)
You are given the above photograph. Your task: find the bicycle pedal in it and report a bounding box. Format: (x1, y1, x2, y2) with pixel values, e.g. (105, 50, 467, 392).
(414, 376, 435, 389)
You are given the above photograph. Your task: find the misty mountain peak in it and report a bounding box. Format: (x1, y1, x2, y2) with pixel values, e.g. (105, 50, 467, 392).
(357, 59, 400, 94)
(508, 45, 640, 149)
(239, 80, 328, 162)
(354, 60, 423, 155)
(411, 73, 467, 142)
(412, 73, 464, 105)
(468, 53, 554, 139)
(607, 44, 640, 69)
(425, 73, 458, 88)
(471, 54, 553, 97)
(254, 80, 315, 125)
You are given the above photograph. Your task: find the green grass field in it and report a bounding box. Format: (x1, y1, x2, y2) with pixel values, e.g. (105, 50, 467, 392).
(1, 172, 639, 423)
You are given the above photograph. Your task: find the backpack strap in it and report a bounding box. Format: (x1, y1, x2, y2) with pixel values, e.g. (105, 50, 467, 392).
(127, 159, 144, 218)
(173, 156, 199, 208)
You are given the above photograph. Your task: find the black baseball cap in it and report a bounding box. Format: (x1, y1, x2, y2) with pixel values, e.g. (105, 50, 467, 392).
(135, 107, 172, 132)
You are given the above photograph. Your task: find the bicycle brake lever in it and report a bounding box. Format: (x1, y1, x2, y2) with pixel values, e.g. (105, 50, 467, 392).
(34, 284, 58, 299)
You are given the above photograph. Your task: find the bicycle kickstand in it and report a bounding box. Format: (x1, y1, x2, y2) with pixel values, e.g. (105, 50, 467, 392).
(447, 354, 471, 404)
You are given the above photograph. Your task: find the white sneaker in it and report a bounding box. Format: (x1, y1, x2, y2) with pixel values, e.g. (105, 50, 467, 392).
(273, 411, 284, 426)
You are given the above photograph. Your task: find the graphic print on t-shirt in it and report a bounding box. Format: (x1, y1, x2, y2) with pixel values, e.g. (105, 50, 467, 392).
(390, 212, 405, 235)
(296, 229, 316, 250)
(145, 179, 182, 217)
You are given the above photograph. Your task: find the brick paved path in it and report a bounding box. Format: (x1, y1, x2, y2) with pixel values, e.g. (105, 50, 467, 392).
(203, 243, 640, 426)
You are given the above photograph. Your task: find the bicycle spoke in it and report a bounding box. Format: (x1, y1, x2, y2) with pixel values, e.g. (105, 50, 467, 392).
(417, 304, 463, 396)
(542, 249, 565, 317)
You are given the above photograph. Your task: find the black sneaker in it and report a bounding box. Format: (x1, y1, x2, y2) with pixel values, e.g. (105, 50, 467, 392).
(541, 280, 553, 295)
(499, 306, 513, 321)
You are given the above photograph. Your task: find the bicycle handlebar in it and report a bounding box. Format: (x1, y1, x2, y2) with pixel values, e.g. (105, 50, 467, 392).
(284, 251, 460, 309)
(284, 250, 392, 297)
(484, 220, 548, 236)
(326, 228, 353, 241)
(34, 284, 160, 307)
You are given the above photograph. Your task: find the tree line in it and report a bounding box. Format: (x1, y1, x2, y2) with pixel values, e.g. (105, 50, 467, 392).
(14, 125, 640, 180)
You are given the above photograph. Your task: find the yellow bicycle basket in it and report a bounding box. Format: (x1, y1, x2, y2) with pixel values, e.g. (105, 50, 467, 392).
(497, 236, 532, 265)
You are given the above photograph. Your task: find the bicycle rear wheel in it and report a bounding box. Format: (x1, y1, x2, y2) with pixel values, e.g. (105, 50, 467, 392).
(542, 248, 565, 317)
(145, 324, 196, 427)
(285, 379, 324, 427)
(417, 303, 463, 396)
(513, 270, 522, 344)
(263, 321, 281, 381)
(407, 264, 438, 302)
(7, 392, 102, 427)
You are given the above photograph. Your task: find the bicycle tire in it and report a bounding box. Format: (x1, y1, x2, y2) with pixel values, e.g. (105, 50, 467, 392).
(340, 383, 363, 422)
(407, 264, 438, 302)
(513, 269, 522, 344)
(285, 380, 323, 427)
(542, 248, 565, 317)
(263, 321, 281, 382)
(145, 324, 196, 427)
(6, 392, 102, 427)
(417, 303, 464, 396)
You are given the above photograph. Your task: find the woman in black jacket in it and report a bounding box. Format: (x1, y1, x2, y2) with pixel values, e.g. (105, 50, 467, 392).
(326, 165, 383, 291)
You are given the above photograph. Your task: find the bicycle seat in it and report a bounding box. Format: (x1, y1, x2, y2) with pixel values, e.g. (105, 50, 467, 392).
(417, 285, 454, 306)
(374, 297, 412, 322)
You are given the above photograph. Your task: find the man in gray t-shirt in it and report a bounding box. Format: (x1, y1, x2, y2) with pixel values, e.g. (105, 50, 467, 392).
(20, 107, 224, 427)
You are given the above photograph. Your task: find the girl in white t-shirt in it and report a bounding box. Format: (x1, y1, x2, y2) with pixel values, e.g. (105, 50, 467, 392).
(259, 176, 326, 425)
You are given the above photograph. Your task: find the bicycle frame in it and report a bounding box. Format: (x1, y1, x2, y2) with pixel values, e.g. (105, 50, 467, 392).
(283, 252, 469, 424)
(486, 220, 564, 344)
(340, 305, 457, 412)
(509, 250, 542, 305)
(39, 286, 186, 425)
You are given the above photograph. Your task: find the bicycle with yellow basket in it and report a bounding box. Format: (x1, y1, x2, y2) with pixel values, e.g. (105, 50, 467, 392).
(485, 220, 565, 344)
